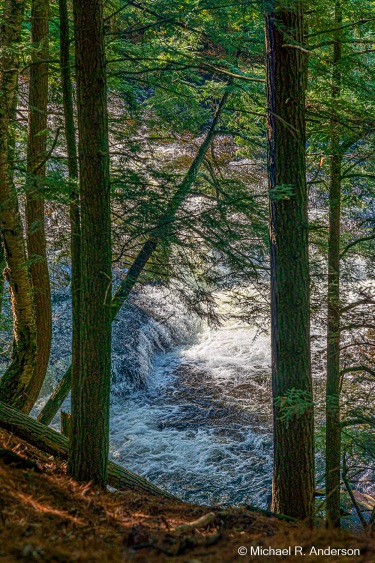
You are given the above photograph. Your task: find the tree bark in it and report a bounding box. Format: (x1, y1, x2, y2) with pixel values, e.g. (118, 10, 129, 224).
(60, 410, 71, 438)
(59, 0, 81, 427)
(266, 0, 314, 520)
(0, 400, 175, 498)
(0, 0, 37, 413)
(25, 0, 52, 407)
(0, 239, 4, 315)
(325, 0, 342, 528)
(37, 0, 81, 429)
(69, 0, 112, 488)
(37, 89, 229, 426)
(37, 365, 71, 425)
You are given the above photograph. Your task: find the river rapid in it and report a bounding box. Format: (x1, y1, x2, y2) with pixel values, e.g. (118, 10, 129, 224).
(109, 319, 273, 506)
(19, 281, 374, 525)
(32, 284, 274, 507)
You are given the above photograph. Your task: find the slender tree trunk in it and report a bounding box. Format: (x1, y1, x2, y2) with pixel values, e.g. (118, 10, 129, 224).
(111, 89, 229, 317)
(1, 61, 19, 319)
(326, 1, 342, 528)
(0, 239, 4, 315)
(1, 66, 19, 320)
(25, 0, 52, 405)
(266, 0, 314, 520)
(59, 0, 81, 418)
(68, 0, 112, 488)
(36, 365, 71, 424)
(0, 0, 37, 413)
(37, 89, 229, 426)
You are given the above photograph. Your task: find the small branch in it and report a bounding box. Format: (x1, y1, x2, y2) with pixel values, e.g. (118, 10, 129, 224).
(340, 365, 375, 392)
(341, 417, 375, 428)
(306, 18, 375, 39)
(282, 43, 311, 54)
(340, 234, 375, 259)
(173, 512, 216, 533)
(29, 128, 61, 175)
(341, 173, 375, 181)
(342, 453, 368, 530)
(341, 299, 375, 313)
(340, 365, 375, 378)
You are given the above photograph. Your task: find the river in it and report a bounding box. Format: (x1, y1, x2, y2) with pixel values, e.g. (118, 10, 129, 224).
(109, 319, 273, 506)
(24, 282, 374, 526)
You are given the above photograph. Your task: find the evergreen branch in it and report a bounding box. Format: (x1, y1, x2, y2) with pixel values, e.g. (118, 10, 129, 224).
(29, 127, 61, 175)
(306, 18, 375, 39)
(340, 366, 375, 378)
(340, 234, 375, 259)
(341, 299, 375, 313)
(341, 417, 375, 428)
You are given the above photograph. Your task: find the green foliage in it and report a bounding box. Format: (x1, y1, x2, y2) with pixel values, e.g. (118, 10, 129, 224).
(270, 184, 295, 201)
(275, 389, 314, 428)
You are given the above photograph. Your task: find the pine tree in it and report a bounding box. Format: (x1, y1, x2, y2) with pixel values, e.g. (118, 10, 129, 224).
(25, 0, 53, 407)
(59, 0, 81, 431)
(265, 0, 315, 520)
(68, 0, 112, 487)
(325, 0, 342, 528)
(0, 0, 37, 413)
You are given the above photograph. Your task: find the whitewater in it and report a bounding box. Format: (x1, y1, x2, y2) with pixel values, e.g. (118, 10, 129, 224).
(109, 318, 273, 506)
(30, 284, 273, 507)
(1, 277, 371, 526)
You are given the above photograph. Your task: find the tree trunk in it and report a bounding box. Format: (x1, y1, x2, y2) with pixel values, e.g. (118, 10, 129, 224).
(25, 0, 52, 407)
(265, 0, 314, 520)
(69, 0, 112, 488)
(37, 0, 81, 429)
(0, 0, 37, 413)
(1, 52, 19, 320)
(37, 366, 71, 425)
(0, 239, 4, 315)
(37, 89, 229, 426)
(326, 1, 342, 528)
(59, 0, 81, 427)
(110, 89, 229, 317)
(60, 410, 71, 438)
(0, 400, 175, 498)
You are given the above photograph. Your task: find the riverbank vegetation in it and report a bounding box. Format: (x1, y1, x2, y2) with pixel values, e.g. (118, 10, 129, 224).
(0, 0, 374, 558)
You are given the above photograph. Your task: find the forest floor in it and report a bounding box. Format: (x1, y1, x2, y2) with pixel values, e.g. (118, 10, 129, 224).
(0, 429, 374, 562)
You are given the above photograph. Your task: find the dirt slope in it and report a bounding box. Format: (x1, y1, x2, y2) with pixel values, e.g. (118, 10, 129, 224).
(0, 429, 374, 562)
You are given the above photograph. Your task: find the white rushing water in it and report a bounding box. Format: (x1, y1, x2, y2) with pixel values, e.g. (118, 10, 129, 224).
(23, 280, 375, 522)
(108, 318, 273, 506)
(32, 285, 273, 507)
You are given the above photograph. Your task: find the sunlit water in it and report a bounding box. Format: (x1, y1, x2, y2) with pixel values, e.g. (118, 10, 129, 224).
(32, 286, 273, 507)
(28, 282, 373, 523)
(109, 322, 273, 506)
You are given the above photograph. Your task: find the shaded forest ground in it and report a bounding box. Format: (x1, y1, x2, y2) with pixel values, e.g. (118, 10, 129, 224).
(0, 429, 374, 562)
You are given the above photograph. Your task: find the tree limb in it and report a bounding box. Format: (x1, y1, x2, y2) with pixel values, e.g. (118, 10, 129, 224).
(0, 401, 175, 499)
(340, 234, 375, 259)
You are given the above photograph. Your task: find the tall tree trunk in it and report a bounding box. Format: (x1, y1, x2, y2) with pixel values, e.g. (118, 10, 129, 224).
(25, 0, 52, 406)
(37, 89, 229, 426)
(1, 60, 19, 319)
(325, 0, 342, 528)
(59, 0, 81, 421)
(0, 239, 4, 315)
(68, 0, 112, 488)
(0, 0, 37, 413)
(266, 0, 314, 520)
